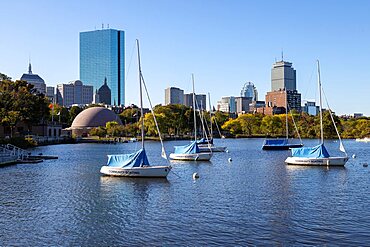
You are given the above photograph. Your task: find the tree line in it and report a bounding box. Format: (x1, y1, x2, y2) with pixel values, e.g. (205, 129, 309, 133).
(94, 104, 369, 140)
(1, 73, 368, 140)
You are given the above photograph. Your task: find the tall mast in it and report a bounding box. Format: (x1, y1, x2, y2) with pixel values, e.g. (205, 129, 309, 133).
(317, 60, 324, 144)
(137, 39, 145, 149)
(192, 74, 197, 141)
(285, 88, 288, 140)
(208, 92, 212, 139)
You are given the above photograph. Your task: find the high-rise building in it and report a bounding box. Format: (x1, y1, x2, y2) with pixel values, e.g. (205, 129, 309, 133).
(46, 86, 55, 103)
(80, 28, 125, 105)
(217, 96, 236, 113)
(20, 63, 46, 94)
(235, 97, 252, 114)
(265, 89, 301, 115)
(240, 82, 258, 101)
(56, 80, 93, 107)
(165, 87, 184, 105)
(271, 60, 296, 91)
(262, 59, 301, 115)
(184, 93, 207, 110)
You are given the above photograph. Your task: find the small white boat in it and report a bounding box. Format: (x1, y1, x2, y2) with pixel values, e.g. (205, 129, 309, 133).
(169, 75, 213, 161)
(100, 40, 171, 178)
(285, 61, 348, 167)
(170, 141, 212, 161)
(101, 155, 171, 177)
(101, 149, 171, 177)
(356, 137, 370, 143)
(198, 144, 227, 152)
(169, 152, 212, 161)
(285, 145, 349, 166)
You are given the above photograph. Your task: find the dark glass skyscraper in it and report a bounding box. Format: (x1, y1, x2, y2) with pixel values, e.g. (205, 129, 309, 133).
(80, 29, 125, 105)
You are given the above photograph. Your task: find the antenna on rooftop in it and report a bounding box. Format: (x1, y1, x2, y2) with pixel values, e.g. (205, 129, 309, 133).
(281, 49, 284, 61)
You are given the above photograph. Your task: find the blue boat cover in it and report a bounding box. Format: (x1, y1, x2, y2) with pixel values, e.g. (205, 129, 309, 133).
(291, 144, 330, 158)
(197, 138, 213, 145)
(174, 141, 199, 154)
(107, 148, 150, 168)
(264, 139, 288, 146)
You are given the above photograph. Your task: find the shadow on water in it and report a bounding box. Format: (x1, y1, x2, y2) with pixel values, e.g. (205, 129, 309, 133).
(169, 160, 213, 165)
(99, 175, 170, 186)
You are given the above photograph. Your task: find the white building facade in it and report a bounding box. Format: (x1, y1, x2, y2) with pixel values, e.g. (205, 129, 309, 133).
(56, 80, 93, 107)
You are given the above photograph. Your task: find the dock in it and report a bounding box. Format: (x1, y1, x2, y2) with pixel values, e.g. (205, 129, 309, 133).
(0, 144, 58, 166)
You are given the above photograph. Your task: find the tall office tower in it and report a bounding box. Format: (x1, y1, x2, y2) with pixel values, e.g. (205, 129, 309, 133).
(46, 86, 55, 102)
(271, 60, 296, 91)
(20, 63, 46, 94)
(184, 93, 207, 110)
(165, 87, 184, 105)
(235, 97, 252, 114)
(80, 28, 125, 106)
(240, 82, 258, 101)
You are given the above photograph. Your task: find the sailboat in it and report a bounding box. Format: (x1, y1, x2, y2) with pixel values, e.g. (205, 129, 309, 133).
(285, 61, 349, 166)
(100, 40, 171, 177)
(262, 88, 303, 150)
(169, 75, 213, 161)
(198, 93, 227, 152)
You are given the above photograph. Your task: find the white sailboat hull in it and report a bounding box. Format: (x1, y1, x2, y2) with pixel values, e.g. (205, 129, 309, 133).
(198, 145, 227, 152)
(100, 165, 171, 177)
(285, 156, 349, 166)
(356, 137, 370, 143)
(169, 152, 212, 161)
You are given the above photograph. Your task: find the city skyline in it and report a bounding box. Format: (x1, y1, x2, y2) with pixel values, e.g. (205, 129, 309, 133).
(1, 0, 369, 116)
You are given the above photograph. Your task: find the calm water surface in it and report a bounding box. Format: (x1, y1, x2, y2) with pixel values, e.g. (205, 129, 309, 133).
(0, 139, 369, 246)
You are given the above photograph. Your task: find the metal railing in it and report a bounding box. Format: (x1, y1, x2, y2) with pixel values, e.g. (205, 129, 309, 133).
(0, 144, 29, 161)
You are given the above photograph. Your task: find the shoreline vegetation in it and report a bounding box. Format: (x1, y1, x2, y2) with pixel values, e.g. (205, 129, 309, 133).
(0, 74, 369, 148)
(88, 105, 369, 143)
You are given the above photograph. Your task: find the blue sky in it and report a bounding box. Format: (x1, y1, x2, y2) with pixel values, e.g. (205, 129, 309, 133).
(1, 0, 369, 116)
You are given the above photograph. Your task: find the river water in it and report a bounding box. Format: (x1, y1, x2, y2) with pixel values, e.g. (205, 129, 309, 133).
(0, 138, 369, 246)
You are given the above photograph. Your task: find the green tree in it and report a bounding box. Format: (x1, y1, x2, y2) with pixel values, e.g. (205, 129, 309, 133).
(90, 126, 107, 138)
(322, 111, 341, 139)
(119, 107, 140, 124)
(69, 106, 83, 125)
(0, 79, 50, 136)
(261, 115, 282, 136)
(238, 114, 259, 136)
(222, 118, 242, 135)
(0, 73, 11, 81)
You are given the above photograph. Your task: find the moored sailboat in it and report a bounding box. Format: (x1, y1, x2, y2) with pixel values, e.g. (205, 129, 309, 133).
(100, 40, 171, 177)
(198, 93, 227, 153)
(169, 141, 213, 161)
(169, 74, 212, 161)
(285, 60, 348, 166)
(262, 88, 303, 150)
